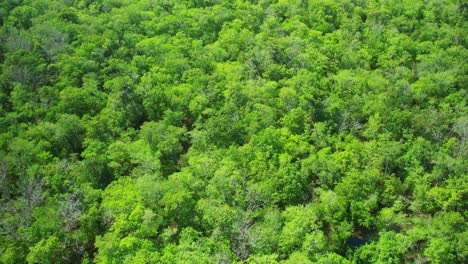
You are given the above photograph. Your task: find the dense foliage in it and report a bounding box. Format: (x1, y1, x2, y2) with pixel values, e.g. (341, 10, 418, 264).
(0, 0, 467, 263)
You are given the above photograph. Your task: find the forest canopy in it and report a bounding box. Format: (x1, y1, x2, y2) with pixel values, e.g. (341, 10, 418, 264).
(0, 0, 467, 263)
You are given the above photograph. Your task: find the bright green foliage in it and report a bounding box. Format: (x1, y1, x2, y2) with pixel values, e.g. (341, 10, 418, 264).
(0, 0, 466, 263)
(355, 231, 411, 264)
(26, 236, 62, 264)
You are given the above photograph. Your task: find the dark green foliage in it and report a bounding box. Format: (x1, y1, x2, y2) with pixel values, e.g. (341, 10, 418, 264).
(0, 0, 467, 263)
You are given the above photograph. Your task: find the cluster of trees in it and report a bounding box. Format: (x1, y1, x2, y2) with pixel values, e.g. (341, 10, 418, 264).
(0, 0, 466, 263)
